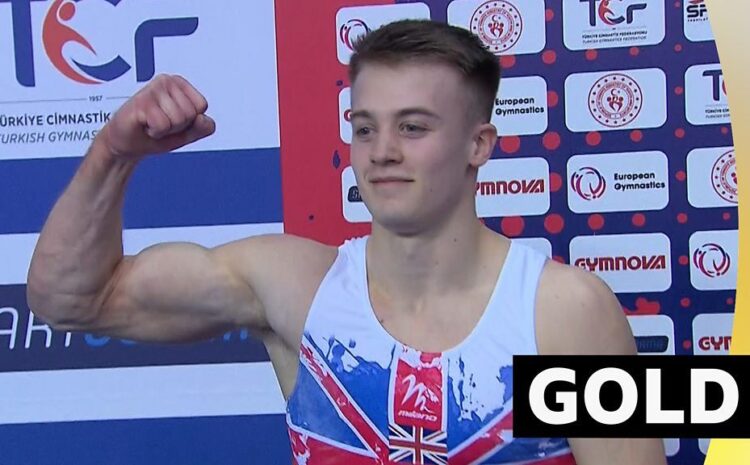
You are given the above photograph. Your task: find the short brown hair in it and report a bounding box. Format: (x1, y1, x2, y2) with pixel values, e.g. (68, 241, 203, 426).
(348, 19, 501, 122)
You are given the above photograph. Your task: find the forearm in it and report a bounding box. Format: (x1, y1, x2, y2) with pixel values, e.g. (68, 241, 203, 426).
(27, 135, 138, 326)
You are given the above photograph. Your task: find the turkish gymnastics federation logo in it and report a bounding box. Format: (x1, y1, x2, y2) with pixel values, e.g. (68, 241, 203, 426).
(712, 150, 738, 203)
(42, 0, 131, 84)
(340, 19, 371, 51)
(5, 0, 199, 86)
(590, 0, 648, 26)
(693, 243, 731, 278)
(588, 73, 643, 127)
(470, 1, 523, 54)
(571, 167, 607, 200)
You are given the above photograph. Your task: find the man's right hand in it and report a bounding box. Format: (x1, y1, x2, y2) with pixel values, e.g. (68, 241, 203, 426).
(98, 74, 216, 160)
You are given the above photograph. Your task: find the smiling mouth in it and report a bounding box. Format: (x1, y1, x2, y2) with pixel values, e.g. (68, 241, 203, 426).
(370, 178, 413, 183)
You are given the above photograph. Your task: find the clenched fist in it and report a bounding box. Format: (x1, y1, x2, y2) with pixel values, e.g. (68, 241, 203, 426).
(97, 74, 216, 160)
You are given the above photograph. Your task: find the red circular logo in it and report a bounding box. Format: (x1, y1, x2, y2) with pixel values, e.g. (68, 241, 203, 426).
(571, 167, 607, 201)
(711, 149, 737, 203)
(470, 1, 523, 55)
(340, 19, 370, 51)
(588, 73, 643, 128)
(693, 243, 731, 278)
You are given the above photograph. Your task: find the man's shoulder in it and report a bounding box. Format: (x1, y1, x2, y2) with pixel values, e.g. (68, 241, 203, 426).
(212, 233, 339, 311)
(214, 233, 338, 271)
(535, 260, 636, 355)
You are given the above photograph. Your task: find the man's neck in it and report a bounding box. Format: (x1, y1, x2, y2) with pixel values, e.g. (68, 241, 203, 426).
(366, 214, 504, 308)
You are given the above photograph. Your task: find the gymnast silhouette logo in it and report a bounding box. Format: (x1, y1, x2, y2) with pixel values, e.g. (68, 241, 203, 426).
(4, 0, 198, 87)
(571, 167, 606, 201)
(588, 73, 643, 128)
(693, 243, 731, 278)
(42, 0, 131, 84)
(581, 0, 647, 27)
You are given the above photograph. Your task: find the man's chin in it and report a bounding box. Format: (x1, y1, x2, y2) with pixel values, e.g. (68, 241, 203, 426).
(371, 213, 427, 237)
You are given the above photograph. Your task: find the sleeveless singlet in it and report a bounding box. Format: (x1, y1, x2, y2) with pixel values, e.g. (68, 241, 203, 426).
(286, 236, 576, 465)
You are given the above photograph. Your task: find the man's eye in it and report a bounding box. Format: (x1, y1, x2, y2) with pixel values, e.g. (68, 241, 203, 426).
(355, 127, 372, 136)
(402, 124, 425, 133)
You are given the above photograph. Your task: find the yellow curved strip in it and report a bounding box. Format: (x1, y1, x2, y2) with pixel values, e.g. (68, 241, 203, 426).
(704, 1, 750, 463)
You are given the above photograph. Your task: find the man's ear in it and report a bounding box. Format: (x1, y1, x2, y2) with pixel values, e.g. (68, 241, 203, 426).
(469, 123, 498, 168)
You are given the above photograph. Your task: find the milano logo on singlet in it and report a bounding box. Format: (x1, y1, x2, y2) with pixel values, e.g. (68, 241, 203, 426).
(391, 348, 444, 431)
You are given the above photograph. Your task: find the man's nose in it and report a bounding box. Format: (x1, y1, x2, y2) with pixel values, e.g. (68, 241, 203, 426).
(370, 130, 403, 165)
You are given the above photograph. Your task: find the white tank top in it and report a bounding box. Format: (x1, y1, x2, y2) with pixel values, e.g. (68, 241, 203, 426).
(286, 236, 575, 465)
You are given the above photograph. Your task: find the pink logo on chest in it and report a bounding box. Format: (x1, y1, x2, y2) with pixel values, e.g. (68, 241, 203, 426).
(392, 349, 444, 431)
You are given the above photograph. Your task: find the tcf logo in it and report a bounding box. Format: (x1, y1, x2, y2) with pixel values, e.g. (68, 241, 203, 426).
(580, 0, 647, 27)
(703, 68, 727, 102)
(3, 0, 198, 87)
(571, 166, 606, 201)
(693, 243, 731, 278)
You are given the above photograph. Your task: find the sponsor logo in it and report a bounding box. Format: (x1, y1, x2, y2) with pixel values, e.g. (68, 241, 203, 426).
(0, 0, 281, 160)
(342, 166, 371, 223)
(470, 0, 523, 53)
(588, 74, 643, 127)
(5, 0, 198, 87)
(693, 243, 731, 278)
(492, 76, 549, 136)
(563, 0, 664, 50)
(704, 69, 727, 102)
(475, 158, 550, 217)
(400, 374, 439, 420)
(689, 230, 738, 291)
(339, 19, 370, 51)
(569, 233, 672, 293)
(698, 335, 732, 352)
(339, 87, 352, 144)
(348, 186, 362, 202)
(476, 178, 545, 196)
(567, 151, 669, 213)
(627, 315, 675, 355)
(686, 0, 708, 19)
(685, 64, 730, 125)
(687, 147, 738, 208)
(571, 167, 606, 200)
(581, 0, 648, 27)
(693, 313, 734, 356)
(565, 69, 666, 132)
(447, 0, 545, 56)
(336, 3, 431, 64)
(574, 254, 667, 272)
(683, 0, 711, 42)
(711, 150, 738, 203)
(392, 348, 444, 431)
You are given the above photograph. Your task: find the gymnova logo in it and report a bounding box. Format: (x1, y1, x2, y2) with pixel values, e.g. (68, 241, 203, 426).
(569, 233, 671, 293)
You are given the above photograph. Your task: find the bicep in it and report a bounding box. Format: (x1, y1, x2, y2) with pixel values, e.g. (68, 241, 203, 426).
(89, 241, 265, 343)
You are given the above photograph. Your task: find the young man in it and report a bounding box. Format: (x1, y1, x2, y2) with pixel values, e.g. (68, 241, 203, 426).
(27, 20, 666, 465)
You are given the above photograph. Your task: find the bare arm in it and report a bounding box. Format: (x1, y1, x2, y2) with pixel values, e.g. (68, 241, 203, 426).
(26, 75, 328, 344)
(535, 262, 667, 465)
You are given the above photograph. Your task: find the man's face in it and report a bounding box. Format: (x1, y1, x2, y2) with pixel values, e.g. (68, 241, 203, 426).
(349, 61, 486, 234)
